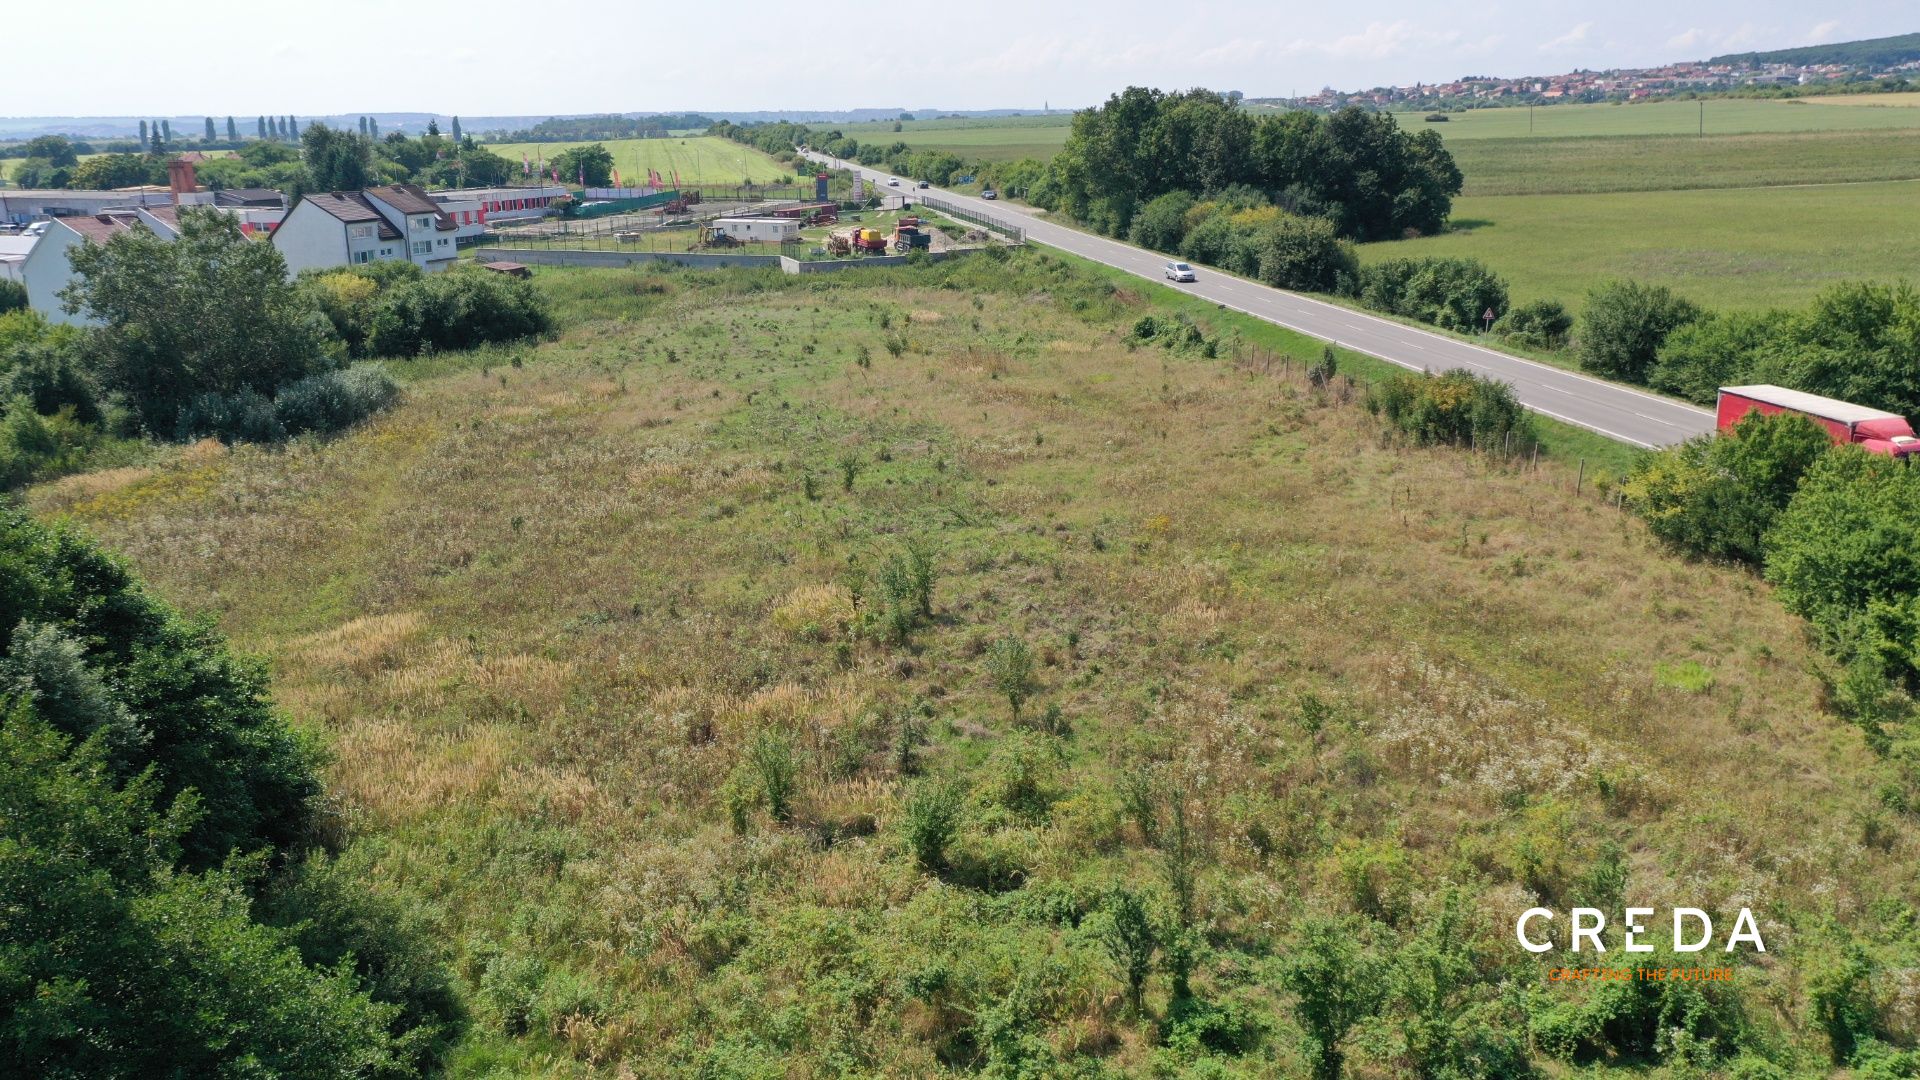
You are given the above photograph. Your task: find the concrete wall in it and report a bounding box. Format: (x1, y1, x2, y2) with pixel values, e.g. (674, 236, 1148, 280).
(482, 248, 784, 270)
(479, 247, 966, 275)
(780, 252, 953, 274)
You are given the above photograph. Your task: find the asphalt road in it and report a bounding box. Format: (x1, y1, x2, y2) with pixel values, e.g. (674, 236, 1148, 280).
(805, 152, 1714, 448)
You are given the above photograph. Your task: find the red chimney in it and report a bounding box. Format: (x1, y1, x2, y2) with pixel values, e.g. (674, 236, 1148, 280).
(166, 158, 197, 204)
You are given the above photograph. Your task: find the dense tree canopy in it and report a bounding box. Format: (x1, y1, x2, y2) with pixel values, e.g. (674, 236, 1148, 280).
(1042, 89, 1462, 241)
(0, 507, 461, 1073)
(61, 207, 332, 434)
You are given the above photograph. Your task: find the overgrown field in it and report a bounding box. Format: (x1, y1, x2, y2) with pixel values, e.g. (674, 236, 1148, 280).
(1358, 179, 1920, 313)
(479, 136, 793, 187)
(30, 253, 1920, 1076)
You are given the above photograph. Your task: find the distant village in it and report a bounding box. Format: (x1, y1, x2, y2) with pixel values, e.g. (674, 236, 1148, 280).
(1284, 54, 1920, 110)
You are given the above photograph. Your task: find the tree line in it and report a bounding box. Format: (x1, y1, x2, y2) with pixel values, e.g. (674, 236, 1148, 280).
(8, 122, 522, 196)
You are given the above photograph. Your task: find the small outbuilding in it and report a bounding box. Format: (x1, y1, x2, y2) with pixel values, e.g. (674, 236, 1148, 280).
(712, 217, 799, 243)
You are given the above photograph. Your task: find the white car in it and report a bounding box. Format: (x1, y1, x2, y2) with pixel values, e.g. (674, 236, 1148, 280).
(887, 178, 900, 186)
(1165, 261, 1196, 282)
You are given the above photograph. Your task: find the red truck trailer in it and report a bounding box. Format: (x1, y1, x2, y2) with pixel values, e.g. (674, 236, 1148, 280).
(1717, 384, 1919, 458)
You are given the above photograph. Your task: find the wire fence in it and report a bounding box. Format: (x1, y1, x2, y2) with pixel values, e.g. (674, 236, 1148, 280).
(916, 195, 1025, 244)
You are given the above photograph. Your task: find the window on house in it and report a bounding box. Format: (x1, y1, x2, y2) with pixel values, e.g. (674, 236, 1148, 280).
(415, 216, 432, 229)
(412, 241, 431, 255)
(354, 250, 371, 264)
(349, 224, 373, 239)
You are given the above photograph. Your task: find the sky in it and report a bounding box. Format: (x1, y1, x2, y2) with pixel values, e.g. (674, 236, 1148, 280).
(12, 0, 1916, 117)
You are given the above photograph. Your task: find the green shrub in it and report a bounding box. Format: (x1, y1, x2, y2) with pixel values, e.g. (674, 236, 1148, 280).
(1368, 369, 1533, 451)
(1093, 887, 1160, 1014)
(1358, 256, 1508, 332)
(1577, 279, 1702, 384)
(273, 363, 400, 436)
(368, 266, 551, 357)
(0, 278, 25, 314)
(1495, 298, 1573, 350)
(1255, 214, 1358, 293)
(985, 636, 1037, 722)
(902, 777, 964, 871)
(747, 728, 797, 823)
(1623, 410, 1832, 565)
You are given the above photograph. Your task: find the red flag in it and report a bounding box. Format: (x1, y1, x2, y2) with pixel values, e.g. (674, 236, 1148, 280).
(671, 168, 681, 191)
(612, 167, 621, 187)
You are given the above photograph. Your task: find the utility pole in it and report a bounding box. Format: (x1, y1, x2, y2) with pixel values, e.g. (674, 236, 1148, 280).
(1698, 99, 1704, 136)
(1529, 104, 1534, 134)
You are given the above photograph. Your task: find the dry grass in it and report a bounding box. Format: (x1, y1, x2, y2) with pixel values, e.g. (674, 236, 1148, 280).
(30, 257, 1914, 1074)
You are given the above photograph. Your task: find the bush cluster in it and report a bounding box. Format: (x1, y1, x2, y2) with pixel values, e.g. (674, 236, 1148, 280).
(0, 507, 461, 1072)
(1368, 369, 1535, 450)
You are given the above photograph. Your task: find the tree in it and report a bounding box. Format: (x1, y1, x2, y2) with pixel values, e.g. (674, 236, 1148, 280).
(1751, 280, 1920, 420)
(160, 119, 172, 143)
(901, 777, 963, 871)
(23, 136, 78, 168)
(1576, 279, 1701, 384)
(256, 115, 266, 139)
(369, 116, 380, 139)
(985, 636, 1036, 722)
(1624, 410, 1832, 565)
(1126, 190, 1196, 253)
(302, 123, 374, 191)
(204, 116, 217, 141)
(550, 143, 615, 187)
(450, 115, 462, 143)
(61, 206, 331, 435)
(1358, 257, 1507, 332)
(226, 115, 237, 142)
(1650, 308, 1791, 404)
(357, 115, 368, 137)
(1095, 887, 1161, 1015)
(0, 507, 461, 1074)
(139, 119, 149, 145)
(1495, 298, 1575, 351)
(1282, 917, 1386, 1080)
(1256, 213, 1358, 293)
(1765, 448, 1920, 684)
(426, 118, 440, 138)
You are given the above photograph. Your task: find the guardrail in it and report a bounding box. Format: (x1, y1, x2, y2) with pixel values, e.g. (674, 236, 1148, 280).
(914, 195, 1025, 245)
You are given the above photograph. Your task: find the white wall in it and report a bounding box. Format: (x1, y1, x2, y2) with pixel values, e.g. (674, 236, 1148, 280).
(20, 224, 91, 326)
(270, 202, 350, 277)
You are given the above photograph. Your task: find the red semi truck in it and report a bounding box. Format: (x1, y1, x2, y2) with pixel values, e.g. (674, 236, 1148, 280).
(1717, 384, 1920, 458)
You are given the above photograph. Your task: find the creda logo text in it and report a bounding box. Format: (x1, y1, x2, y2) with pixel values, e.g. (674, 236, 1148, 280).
(1515, 908, 1767, 954)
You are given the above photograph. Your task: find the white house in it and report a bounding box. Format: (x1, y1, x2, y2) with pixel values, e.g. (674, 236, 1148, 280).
(271, 183, 458, 276)
(0, 235, 36, 284)
(20, 211, 184, 326)
(713, 217, 799, 243)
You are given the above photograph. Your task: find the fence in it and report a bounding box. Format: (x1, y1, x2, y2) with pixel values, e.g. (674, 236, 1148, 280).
(916, 195, 1025, 244)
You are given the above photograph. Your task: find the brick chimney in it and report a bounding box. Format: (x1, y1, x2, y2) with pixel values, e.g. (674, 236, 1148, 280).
(166, 158, 197, 204)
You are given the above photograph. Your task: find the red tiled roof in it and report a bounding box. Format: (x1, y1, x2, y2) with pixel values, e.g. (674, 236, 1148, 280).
(59, 213, 141, 244)
(297, 192, 402, 239)
(367, 184, 457, 231)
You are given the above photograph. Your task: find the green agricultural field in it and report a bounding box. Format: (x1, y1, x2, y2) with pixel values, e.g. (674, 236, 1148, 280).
(30, 251, 1910, 1075)
(1361, 179, 1920, 313)
(481, 134, 795, 186)
(836, 114, 1073, 161)
(1406, 95, 1920, 139)
(1449, 127, 1920, 195)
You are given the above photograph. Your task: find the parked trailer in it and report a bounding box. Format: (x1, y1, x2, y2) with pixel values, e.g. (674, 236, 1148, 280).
(1717, 384, 1920, 458)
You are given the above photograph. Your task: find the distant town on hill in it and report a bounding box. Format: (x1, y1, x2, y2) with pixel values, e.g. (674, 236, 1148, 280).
(1267, 30, 1920, 110)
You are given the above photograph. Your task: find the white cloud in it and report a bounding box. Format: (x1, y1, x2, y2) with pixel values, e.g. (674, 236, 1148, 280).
(1809, 20, 1842, 43)
(1540, 21, 1594, 52)
(1667, 28, 1706, 51)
